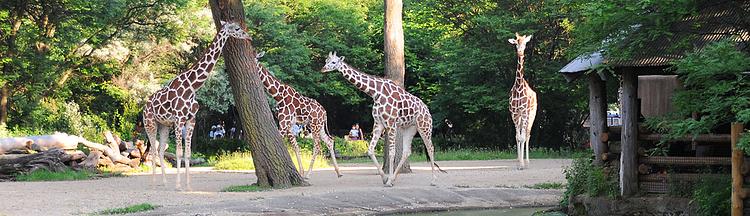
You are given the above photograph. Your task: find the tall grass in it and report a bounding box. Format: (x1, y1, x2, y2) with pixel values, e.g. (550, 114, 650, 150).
(15, 168, 94, 181)
(212, 149, 330, 171)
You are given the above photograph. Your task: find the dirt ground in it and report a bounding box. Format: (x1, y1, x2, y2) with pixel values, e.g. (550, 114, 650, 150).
(0, 159, 570, 216)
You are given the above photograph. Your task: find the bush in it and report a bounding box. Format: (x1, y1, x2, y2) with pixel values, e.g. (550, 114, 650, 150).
(693, 176, 731, 216)
(334, 137, 369, 157)
(193, 138, 249, 156)
(212, 149, 330, 171)
(561, 153, 618, 206)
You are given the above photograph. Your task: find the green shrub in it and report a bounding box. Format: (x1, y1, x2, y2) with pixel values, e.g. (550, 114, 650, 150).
(334, 137, 369, 157)
(561, 153, 618, 206)
(212, 149, 330, 171)
(693, 176, 730, 216)
(194, 138, 249, 156)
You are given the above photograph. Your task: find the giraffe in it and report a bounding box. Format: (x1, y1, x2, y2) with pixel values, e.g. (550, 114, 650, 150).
(142, 21, 250, 190)
(507, 33, 538, 169)
(253, 51, 342, 179)
(321, 52, 446, 187)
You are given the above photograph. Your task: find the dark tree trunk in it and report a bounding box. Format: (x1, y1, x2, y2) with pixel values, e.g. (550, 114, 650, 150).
(209, 0, 307, 188)
(0, 85, 7, 124)
(382, 0, 411, 174)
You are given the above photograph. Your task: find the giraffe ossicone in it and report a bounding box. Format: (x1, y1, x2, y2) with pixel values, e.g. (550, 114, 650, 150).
(322, 51, 446, 187)
(142, 21, 250, 191)
(508, 32, 538, 169)
(254, 51, 342, 179)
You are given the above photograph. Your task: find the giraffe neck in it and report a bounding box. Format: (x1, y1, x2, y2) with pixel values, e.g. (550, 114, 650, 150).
(172, 30, 230, 94)
(256, 62, 285, 100)
(514, 53, 527, 86)
(337, 63, 384, 98)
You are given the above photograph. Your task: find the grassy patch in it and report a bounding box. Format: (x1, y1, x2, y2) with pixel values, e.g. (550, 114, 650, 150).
(221, 184, 269, 192)
(15, 168, 94, 181)
(98, 203, 158, 215)
(339, 148, 578, 163)
(211, 149, 330, 171)
(526, 182, 565, 190)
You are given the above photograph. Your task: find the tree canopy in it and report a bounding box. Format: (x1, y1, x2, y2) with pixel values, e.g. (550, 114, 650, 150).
(2, 0, 745, 152)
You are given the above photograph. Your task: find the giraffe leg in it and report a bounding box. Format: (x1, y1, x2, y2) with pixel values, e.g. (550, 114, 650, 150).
(388, 125, 417, 185)
(515, 127, 525, 170)
(185, 118, 195, 191)
(305, 135, 322, 179)
(526, 106, 537, 167)
(174, 122, 184, 191)
(418, 122, 440, 186)
(321, 130, 342, 178)
(158, 125, 170, 185)
(367, 123, 387, 183)
(144, 120, 159, 186)
(384, 124, 398, 187)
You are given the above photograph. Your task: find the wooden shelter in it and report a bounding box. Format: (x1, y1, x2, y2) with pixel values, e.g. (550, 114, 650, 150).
(559, 0, 750, 198)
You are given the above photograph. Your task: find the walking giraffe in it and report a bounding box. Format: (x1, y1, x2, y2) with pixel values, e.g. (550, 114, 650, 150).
(142, 21, 250, 190)
(321, 52, 445, 187)
(508, 33, 537, 169)
(253, 51, 342, 178)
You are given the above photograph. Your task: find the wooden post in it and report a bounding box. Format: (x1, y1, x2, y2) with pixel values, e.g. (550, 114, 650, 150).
(589, 73, 609, 165)
(731, 123, 745, 216)
(620, 72, 639, 196)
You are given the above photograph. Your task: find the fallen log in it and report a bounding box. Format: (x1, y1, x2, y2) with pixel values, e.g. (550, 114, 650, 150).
(80, 151, 102, 170)
(0, 149, 72, 177)
(0, 137, 33, 155)
(79, 137, 138, 168)
(27, 132, 81, 151)
(98, 154, 115, 167)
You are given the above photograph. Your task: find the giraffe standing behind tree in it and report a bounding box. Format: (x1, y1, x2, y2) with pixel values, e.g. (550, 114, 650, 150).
(142, 21, 250, 190)
(253, 51, 342, 179)
(508, 33, 538, 169)
(321, 52, 446, 187)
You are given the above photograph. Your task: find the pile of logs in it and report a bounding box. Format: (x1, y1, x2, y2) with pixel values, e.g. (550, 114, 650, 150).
(0, 131, 148, 180)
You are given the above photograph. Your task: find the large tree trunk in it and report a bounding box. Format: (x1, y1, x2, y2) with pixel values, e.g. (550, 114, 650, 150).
(209, 0, 307, 188)
(382, 0, 411, 174)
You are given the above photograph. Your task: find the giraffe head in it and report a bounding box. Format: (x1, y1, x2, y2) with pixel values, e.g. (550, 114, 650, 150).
(220, 21, 251, 40)
(321, 51, 345, 73)
(508, 32, 532, 56)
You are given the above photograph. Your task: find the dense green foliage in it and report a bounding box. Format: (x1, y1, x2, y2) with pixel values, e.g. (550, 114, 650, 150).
(561, 153, 618, 206)
(693, 176, 731, 216)
(2, 0, 593, 151)
(645, 40, 750, 153)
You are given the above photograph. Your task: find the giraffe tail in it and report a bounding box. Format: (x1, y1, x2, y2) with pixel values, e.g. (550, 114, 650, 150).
(423, 145, 447, 173)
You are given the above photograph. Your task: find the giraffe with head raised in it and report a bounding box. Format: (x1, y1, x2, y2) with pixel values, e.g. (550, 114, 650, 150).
(253, 51, 342, 179)
(507, 32, 538, 169)
(321, 52, 446, 187)
(142, 21, 250, 190)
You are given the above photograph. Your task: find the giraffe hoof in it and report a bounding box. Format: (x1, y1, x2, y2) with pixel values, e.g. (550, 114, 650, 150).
(337, 174, 343, 178)
(516, 166, 525, 170)
(384, 182, 394, 187)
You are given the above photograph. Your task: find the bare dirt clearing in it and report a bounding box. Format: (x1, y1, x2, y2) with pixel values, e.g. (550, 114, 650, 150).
(0, 159, 569, 216)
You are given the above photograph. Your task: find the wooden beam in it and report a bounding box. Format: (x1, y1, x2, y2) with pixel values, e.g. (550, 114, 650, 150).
(620, 72, 639, 196)
(641, 156, 731, 166)
(735, 125, 747, 211)
(588, 73, 608, 165)
(640, 173, 728, 182)
(639, 133, 731, 143)
(589, 73, 609, 165)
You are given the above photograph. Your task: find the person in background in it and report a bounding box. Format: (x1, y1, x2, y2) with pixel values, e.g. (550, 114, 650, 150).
(348, 123, 364, 140)
(209, 125, 216, 139)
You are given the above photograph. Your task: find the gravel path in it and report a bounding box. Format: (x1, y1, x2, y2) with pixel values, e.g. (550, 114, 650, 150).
(0, 159, 570, 216)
